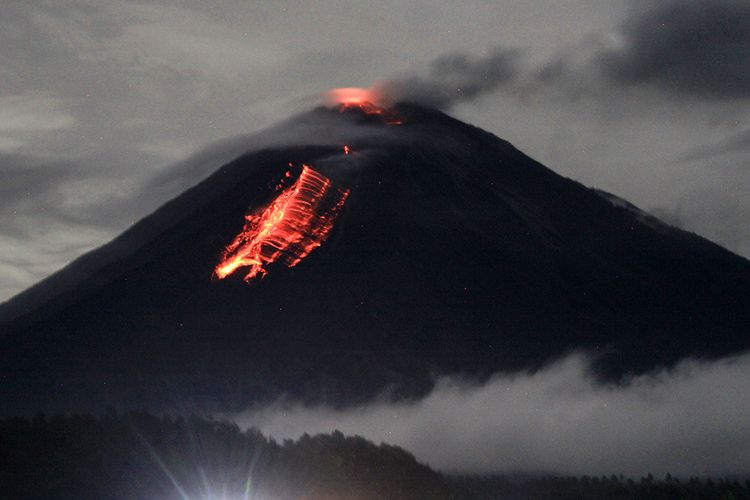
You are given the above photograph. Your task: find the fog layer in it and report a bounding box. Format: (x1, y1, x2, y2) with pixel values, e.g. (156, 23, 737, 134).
(235, 352, 750, 477)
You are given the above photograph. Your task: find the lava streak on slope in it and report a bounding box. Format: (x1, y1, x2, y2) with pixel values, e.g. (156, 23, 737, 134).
(214, 165, 350, 283)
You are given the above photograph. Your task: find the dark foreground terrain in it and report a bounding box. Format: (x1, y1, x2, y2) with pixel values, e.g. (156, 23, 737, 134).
(1, 412, 747, 499)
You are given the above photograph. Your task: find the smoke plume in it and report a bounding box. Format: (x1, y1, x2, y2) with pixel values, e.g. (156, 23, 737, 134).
(376, 47, 521, 109)
(598, 0, 750, 99)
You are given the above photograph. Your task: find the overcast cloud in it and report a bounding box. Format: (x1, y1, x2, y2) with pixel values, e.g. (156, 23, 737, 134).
(598, 0, 750, 99)
(0, 92, 76, 135)
(234, 352, 750, 477)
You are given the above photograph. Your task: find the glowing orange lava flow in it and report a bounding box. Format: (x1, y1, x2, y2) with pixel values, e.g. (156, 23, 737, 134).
(327, 87, 379, 107)
(214, 165, 349, 282)
(327, 87, 403, 125)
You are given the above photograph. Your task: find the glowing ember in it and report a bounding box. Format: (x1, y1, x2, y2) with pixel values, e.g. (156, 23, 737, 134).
(326, 87, 403, 125)
(327, 87, 380, 107)
(214, 165, 349, 282)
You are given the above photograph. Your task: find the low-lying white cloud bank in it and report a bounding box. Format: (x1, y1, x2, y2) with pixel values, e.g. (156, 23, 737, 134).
(233, 352, 750, 477)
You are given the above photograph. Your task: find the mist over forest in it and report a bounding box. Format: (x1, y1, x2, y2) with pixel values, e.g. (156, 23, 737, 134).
(2, 412, 748, 500)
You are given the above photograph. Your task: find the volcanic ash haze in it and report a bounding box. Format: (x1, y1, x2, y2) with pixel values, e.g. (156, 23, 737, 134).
(1, 97, 750, 416)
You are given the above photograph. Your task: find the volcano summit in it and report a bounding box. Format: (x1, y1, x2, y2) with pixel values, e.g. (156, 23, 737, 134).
(1, 102, 749, 415)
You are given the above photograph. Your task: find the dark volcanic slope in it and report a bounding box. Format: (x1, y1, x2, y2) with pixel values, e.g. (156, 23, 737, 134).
(1, 104, 749, 414)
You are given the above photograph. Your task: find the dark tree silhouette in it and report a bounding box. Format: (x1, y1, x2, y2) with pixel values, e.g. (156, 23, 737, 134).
(1, 412, 747, 499)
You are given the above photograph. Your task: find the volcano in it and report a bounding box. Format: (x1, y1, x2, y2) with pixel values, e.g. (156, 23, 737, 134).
(2, 103, 749, 415)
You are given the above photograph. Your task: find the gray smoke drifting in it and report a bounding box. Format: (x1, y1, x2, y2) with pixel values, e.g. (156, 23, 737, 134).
(598, 0, 750, 99)
(233, 352, 750, 477)
(376, 47, 521, 109)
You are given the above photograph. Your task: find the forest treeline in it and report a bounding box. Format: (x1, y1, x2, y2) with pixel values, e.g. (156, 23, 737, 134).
(0, 412, 747, 499)
(450, 474, 750, 500)
(0, 411, 455, 499)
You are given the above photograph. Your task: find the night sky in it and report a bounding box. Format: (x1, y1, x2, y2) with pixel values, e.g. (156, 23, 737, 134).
(2, 0, 750, 478)
(2, 0, 750, 301)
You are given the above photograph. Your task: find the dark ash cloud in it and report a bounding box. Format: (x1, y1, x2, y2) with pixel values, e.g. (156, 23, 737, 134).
(234, 352, 750, 477)
(599, 0, 750, 99)
(377, 47, 522, 109)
